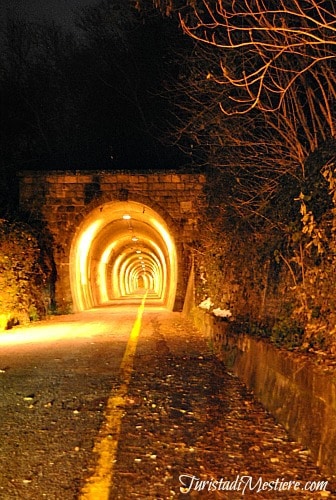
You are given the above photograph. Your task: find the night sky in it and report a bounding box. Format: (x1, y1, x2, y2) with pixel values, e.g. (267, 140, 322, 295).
(0, 0, 190, 212)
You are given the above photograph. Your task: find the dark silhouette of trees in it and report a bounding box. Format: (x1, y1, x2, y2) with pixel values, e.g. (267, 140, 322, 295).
(141, 1, 336, 349)
(143, 0, 336, 225)
(178, 0, 336, 116)
(0, 1, 188, 213)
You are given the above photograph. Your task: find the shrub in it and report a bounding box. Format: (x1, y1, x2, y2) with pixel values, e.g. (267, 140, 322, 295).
(271, 318, 305, 349)
(0, 219, 48, 330)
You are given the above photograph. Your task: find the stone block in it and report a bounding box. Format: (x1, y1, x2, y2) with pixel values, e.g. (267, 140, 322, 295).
(148, 174, 159, 183)
(159, 174, 172, 183)
(101, 174, 118, 183)
(76, 175, 96, 184)
(171, 174, 181, 183)
(45, 176, 60, 183)
(151, 183, 167, 191)
(180, 201, 193, 213)
(57, 175, 79, 184)
(116, 174, 130, 183)
(137, 175, 148, 183)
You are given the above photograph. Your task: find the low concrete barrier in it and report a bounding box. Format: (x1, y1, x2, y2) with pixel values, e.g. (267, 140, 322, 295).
(192, 308, 336, 477)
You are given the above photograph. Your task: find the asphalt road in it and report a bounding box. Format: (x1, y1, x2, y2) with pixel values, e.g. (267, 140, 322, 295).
(0, 304, 334, 499)
(0, 305, 141, 499)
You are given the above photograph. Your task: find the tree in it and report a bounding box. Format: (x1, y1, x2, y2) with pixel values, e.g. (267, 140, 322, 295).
(177, 1, 335, 122)
(76, 0, 185, 169)
(147, 0, 336, 348)
(163, 34, 307, 227)
(144, 1, 336, 170)
(0, 18, 81, 171)
(155, 1, 336, 227)
(0, 1, 187, 190)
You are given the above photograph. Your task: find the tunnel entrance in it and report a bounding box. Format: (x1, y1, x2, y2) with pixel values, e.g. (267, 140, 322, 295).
(18, 169, 206, 313)
(69, 200, 177, 311)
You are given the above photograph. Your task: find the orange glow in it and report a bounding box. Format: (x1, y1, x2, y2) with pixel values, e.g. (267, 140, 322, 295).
(69, 201, 178, 311)
(78, 221, 102, 284)
(0, 322, 101, 346)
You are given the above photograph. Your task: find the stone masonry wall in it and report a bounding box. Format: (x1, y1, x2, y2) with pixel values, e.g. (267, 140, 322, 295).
(192, 309, 336, 478)
(18, 170, 206, 312)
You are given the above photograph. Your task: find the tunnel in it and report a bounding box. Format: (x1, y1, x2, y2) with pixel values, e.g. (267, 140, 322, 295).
(69, 200, 178, 311)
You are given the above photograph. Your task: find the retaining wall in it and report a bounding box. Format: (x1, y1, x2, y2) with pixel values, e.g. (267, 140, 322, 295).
(191, 309, 336, 477)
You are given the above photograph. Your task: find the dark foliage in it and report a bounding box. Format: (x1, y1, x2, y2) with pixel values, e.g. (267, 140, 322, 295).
(0, 0, 190, 214)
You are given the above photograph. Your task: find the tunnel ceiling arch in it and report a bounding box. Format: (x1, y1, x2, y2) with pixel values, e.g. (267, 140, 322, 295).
(69, 200, 177, 311)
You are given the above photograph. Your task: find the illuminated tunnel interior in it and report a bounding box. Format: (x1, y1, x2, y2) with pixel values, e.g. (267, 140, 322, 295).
(69, 200, 178, 311)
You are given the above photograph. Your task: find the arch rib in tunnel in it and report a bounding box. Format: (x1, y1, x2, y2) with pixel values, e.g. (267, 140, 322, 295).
(69, 201, 177, 311)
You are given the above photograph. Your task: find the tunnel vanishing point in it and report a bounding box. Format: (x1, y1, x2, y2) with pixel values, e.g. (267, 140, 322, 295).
(18, 170, 206, 313)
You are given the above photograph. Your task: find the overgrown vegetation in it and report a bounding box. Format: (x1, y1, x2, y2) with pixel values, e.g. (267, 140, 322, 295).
(193, 144, 336, 354)
(142, 0, 336, 355)
(2, 0, 336, 356)
(0, 1, 187, 330)
(0, 219, 54, 330)
(0, 1, 188, 208)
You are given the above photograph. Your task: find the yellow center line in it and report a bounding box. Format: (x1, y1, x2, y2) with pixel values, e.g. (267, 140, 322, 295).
(79, 292, 147, 499)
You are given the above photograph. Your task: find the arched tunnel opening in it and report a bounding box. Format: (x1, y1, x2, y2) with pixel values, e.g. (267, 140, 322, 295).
(69, 200, 178, 311)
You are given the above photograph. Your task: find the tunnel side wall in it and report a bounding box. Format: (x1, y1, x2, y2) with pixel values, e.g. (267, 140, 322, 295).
(191, 308, 336, 477)
(18, 170, 206, 312)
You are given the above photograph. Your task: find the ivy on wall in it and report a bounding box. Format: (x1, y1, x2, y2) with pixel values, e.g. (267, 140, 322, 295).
(195, 147, 336, 356)
(0, 219, 50, 330)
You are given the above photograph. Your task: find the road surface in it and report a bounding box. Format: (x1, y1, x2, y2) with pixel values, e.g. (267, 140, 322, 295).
(0, 302, 334, 499)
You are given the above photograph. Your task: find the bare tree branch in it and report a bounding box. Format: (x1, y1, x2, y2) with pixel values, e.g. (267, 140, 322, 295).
(178, 0, 336, 121)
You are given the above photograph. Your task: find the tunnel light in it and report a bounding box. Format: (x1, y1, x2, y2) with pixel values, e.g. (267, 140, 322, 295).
(136, 250, 141, 254)
(70, 199, 178, 311)
(78, 221, 102, 286)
